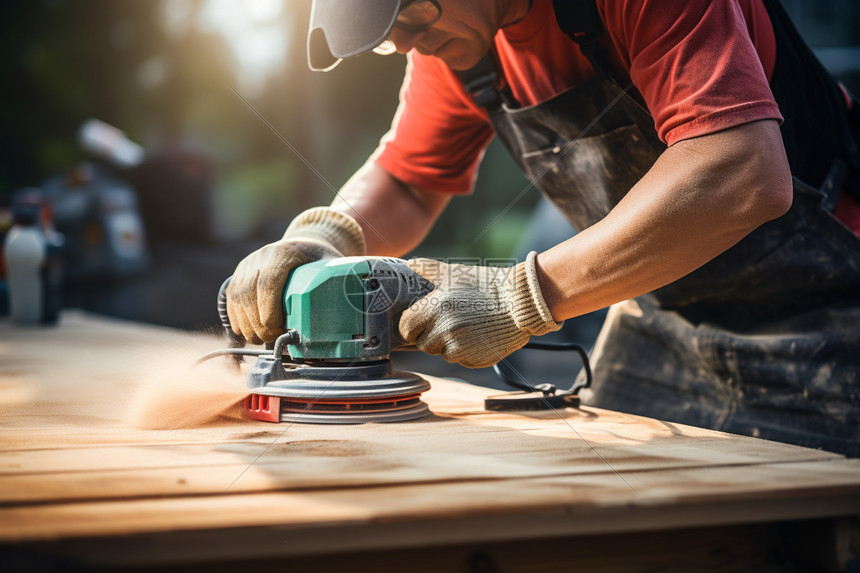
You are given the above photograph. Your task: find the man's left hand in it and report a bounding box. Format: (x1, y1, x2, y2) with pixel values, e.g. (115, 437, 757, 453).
(399, 252, 562, 368)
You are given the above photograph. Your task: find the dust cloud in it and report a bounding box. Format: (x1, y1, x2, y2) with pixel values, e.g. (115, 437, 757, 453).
(127, 342, 251, 430)
(0, 316, 258, 435)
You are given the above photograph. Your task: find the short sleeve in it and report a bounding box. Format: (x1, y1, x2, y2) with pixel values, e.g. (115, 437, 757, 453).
(373, 53, 495, 194)
(600, 0, 783, 145)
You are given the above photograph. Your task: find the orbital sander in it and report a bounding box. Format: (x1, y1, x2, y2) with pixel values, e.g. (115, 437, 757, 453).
(199, 256, 593, 425)
(202, 256, 436, 424)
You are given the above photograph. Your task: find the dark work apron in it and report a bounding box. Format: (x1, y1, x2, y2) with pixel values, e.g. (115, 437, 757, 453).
(458, 0, 860, 455)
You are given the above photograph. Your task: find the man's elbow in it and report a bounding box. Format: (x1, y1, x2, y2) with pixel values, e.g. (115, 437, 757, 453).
(743, 134, 793, 226)
(720, 119, 793, 227)
(750, 169, 793, 224)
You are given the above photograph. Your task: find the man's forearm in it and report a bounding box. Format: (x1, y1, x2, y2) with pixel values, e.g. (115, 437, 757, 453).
(330, 161, 450, 256)
(536, 119, 793, 321)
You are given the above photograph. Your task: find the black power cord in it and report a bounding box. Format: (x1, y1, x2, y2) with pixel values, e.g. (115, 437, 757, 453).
(485, 341, 592, 411)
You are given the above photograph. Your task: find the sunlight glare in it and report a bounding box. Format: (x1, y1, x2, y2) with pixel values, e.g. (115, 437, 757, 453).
(162, 0, 290, 97)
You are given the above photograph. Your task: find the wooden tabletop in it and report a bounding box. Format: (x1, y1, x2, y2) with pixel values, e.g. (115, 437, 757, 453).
(1, 311, 859, 568)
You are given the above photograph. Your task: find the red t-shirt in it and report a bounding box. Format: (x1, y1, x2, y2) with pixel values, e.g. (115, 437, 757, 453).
(373, 0, 860, 235)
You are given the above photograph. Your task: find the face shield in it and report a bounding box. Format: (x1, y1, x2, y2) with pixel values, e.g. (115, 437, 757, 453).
(307, 0, 402, 72)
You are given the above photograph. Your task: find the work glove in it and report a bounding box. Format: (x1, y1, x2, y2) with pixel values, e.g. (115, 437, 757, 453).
(227, 207, 366, 345)
(399, 251, 562, 368)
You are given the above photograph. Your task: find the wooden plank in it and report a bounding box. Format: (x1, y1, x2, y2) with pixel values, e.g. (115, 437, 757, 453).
(0, 431, 840, 504)
(1, 365, 843, 506)
(0, 428, 835, 476)
(1, 460, 859, 543)
(1, 311, 859, 559)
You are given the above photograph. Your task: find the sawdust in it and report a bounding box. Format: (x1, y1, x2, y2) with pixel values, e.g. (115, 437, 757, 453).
(273, 440, 379, 457)
(0, 319, 253, 430)
(125, 341, 250, 430)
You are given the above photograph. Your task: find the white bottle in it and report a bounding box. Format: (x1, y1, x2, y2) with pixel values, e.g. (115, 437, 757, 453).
(4, 207, 46, 324)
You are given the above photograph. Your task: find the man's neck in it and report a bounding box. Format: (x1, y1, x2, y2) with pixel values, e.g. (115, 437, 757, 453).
(501, 0, 534, 28)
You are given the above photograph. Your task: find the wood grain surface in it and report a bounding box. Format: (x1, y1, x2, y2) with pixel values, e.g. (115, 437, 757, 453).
(1, 311, 859, 567)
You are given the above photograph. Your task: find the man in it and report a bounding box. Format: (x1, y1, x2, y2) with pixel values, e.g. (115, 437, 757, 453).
(227, 0, 860, 455)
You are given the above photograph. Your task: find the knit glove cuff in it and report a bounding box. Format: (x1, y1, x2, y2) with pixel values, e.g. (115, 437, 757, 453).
(510, 251, 563, 336)
(284, 207, 367, 257)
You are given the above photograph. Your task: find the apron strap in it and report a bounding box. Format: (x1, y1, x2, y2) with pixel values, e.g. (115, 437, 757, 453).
(550, 0, 613, 81)
(457, 0, 612, 108)
(454, 52, 511, 110)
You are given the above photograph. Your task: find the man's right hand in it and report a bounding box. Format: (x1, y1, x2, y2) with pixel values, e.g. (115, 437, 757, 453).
(226, 207, 367, 345)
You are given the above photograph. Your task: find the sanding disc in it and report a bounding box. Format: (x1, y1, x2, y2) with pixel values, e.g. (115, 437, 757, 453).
(244, 361, 432, 424)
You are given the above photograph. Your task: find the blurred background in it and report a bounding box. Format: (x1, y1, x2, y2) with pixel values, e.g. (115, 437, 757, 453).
(0, 0, 536, 329)
(1, 0, 858, 386)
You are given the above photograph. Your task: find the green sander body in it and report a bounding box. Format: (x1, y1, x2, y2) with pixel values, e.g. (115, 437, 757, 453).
(217, 256, 436, 424)
(280, 256, 431, 361)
